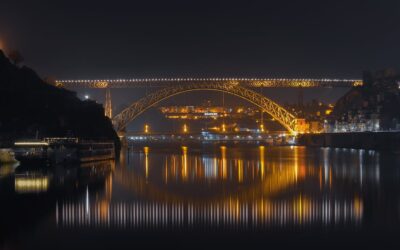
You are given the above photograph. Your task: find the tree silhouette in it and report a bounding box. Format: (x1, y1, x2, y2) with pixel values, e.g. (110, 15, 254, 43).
(8, 50, 24, 65)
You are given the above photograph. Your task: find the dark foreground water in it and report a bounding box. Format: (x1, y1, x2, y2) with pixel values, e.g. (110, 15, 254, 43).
(1, 145, 400, 249)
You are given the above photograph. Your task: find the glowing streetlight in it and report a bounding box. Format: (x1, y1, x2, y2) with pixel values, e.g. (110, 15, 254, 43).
(221, 123, 226, 132)
(260, 124, 265, 133)
(84, 95, 90, 100)
(144, 124, 149, 134)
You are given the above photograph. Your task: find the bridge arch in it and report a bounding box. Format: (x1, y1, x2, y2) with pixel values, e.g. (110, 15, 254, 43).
(112, 82, 299, 134)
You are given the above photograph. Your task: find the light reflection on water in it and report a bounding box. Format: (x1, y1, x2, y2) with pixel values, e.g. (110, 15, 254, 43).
(4, 145, 400, 249)
(51, 146, 383, 229)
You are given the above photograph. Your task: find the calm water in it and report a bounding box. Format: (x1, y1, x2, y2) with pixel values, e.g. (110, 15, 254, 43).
(1, 145, 400, 249)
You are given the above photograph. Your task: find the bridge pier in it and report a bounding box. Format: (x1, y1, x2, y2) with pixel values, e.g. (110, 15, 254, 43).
(117, 130, 128, 147)
(105, 88, 112, 118)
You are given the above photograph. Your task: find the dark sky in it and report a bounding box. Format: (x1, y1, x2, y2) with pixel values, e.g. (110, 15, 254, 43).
(1, 0, 399, 79)
(1, 0, 400, 131)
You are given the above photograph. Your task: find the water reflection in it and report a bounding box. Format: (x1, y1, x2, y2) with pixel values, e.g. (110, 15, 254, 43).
(15, 173, 50, 193)
(0, 162, 19, 178)
(53, 146, 385, 230)
(57, 196, 363, 229)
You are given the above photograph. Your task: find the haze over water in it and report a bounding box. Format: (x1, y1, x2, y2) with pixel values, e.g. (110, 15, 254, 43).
(1, 145, 400, 249)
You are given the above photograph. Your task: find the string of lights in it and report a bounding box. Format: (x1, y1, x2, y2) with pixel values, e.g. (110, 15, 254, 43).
(55, 78, 363, 88)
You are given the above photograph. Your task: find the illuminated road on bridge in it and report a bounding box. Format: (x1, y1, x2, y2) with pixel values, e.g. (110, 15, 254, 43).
(55, 78, 363, 88)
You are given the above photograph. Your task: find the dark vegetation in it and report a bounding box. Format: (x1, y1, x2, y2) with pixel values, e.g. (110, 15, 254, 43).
(0, 50, 120, 149)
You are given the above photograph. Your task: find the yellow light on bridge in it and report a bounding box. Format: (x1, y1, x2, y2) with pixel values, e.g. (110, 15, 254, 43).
(221, 123, 226, 132)
(144, 124, 149, 134)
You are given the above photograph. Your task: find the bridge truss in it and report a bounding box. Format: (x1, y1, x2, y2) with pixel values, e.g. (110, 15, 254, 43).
(56, 78, 363, 134)
(112, 82, 299, 134)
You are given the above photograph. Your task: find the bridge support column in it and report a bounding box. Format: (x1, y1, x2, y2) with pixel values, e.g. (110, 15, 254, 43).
(105, 88, 112, 118)
(117, 129, 128, 147)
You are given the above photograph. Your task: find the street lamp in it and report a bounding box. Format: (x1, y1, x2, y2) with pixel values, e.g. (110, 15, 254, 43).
(144, 124, 149, 134)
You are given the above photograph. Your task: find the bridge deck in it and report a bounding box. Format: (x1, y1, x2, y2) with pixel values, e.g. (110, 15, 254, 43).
(55, 78, 362, 88)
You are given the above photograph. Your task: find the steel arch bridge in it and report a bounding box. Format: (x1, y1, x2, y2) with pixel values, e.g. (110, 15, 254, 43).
(112, 82, 299, 134)
(55, 77, 363, 134)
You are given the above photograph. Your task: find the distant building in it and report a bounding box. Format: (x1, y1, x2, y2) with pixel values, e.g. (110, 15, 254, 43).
(327, 69, 400, 132)
(159, 105, 262, 120)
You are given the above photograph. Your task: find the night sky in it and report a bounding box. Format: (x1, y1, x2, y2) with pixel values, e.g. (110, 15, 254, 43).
(1, 0, 399, 78)
(1, 0, 400, 130)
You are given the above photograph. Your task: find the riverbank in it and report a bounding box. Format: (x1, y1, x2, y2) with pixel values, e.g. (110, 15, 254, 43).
(298, 131, 400, 151)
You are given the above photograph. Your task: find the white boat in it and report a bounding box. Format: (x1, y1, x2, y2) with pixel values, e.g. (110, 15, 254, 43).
(0, 148, 18, 163)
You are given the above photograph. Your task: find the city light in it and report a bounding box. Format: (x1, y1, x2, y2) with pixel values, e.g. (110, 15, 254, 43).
(14, 141, 49, 146)
(221, 123, 226, 132)
(260, 124, 265, 133)
(84, 95, 90, 100)
(144, 124, 149, 133)
(183, 124, 188, 133)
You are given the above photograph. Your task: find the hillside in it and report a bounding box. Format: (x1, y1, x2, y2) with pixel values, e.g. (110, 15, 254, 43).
(330, 70, 400, 130)
(0, 50, 119, 148)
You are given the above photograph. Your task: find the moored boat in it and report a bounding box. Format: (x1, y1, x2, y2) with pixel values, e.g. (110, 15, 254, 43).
(13, 138, 115, 166)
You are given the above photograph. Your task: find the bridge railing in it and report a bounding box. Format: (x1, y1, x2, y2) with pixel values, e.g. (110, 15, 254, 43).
(54, 78, 363, 88)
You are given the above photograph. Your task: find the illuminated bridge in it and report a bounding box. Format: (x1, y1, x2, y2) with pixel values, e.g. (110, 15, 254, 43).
(55, 78, 363, 134)
(55, 78, 362, 88)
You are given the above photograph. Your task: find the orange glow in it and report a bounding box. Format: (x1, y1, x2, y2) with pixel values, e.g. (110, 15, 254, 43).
(220, 146, 227, 179)
(144, 146, 149, 179)
(181, 146, 188, 181)
(259, 146, 265, 180)
(353, 195, 363, 218)
(237, 159, 243, 183)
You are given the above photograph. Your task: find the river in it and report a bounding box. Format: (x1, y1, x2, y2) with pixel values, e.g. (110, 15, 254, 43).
(1, 145, 400, 249)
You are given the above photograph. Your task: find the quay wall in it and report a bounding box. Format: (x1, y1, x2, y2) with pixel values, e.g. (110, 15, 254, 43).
(298, 132, 400, 151)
